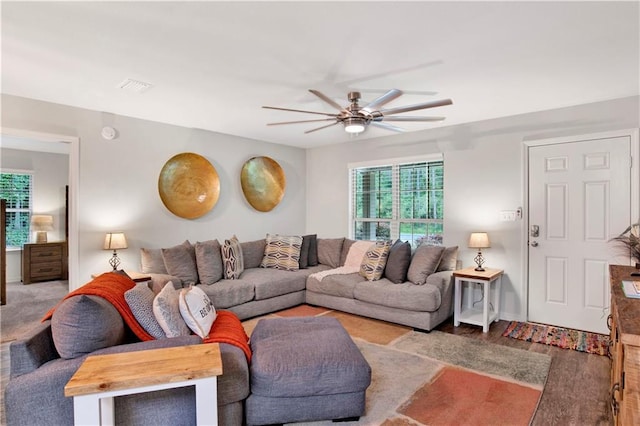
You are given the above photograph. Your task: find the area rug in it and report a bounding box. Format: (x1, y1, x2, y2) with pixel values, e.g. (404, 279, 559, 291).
(253, 306, 552, 426)
(502, 321, 610, 356)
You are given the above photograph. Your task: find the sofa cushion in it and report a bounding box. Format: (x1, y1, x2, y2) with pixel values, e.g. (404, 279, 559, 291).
(51, 295, 126, 359)
(359, 240, 392, 281)
(407, 245, 445, 285)
(241, 267, 310, 300)
(240, 239, 266, 269)
(306, 273, 364, 299)
(353, 279, 442, 312)
(260, 234, 303, 271)
(124, 282, 166, 339)
(384, 240, 412, 284)
(298, 234, 317, 269)
(194, 239, 223, 285)
(179, 285, 216, 338)
(197, 280, 255, 309)
(222, 236, 244, 279)
(317, 238, 345, 268)
(153, 282, 191, 338)
(161, 240, 198, 286)
(437, 246, 459, 271)
(140, 247, 168, 274)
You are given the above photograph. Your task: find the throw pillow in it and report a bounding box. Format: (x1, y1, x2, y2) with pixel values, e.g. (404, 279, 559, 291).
(153, 282, 191, 338)
(298, 234, 317, 269)
(195, 239, 223, 285)
(51, 295, 126, 359)
(240, 239, 267, 269)
(407, 245, 446, 285)
(179, 285, 217, 338)
(307, 234, 319, 266)
(344, 240, 375, 268)
(437, 246, 459, 272)
(384, 240, 412, 284)
(317, 238, 345, 268)
(124, 283, 166, 339)
(161, 240, 198, 286)
(359, 240, 392, 281)
(140, 247, 168, 274)
(222, 236, 244, 279)
(260, 234, 303, 271)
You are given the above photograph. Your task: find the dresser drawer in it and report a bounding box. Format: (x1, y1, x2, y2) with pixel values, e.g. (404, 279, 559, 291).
(31, 262, 63, 278)
(30, 246, 63, 262)
(22, 242, 68, 284)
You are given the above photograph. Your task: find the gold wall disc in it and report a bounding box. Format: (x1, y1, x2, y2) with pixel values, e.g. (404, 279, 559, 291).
(241, 156, 286, 212)
(158, 152, 220, 219)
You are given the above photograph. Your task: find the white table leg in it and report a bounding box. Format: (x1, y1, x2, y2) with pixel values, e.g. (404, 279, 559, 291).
(454, 278, 461, 327)
(74, 394, 103, 426)
(195, 377, 218, 425)
(482, 280, 490, 333)
(494, 276, 502, 323)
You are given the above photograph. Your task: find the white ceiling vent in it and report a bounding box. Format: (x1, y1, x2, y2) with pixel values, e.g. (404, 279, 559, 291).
(118, 78, 153, 94)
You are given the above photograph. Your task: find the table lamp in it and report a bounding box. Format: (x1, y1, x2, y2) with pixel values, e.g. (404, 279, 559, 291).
(468, 232, 490, 271)
(31, 215, 54, 243)
(103, 232, 128, 270)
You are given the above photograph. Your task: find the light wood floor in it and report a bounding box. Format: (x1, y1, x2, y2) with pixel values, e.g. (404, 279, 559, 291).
(436, 320, 612, 425)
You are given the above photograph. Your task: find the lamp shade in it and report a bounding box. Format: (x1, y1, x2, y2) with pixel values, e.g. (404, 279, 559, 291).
(30, 215, 54, 231)
(468, 232, 490, 248)
(103, 232, 128, 250)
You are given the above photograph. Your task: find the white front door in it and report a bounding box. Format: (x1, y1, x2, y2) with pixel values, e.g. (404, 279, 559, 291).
(528, 135, 632, 334)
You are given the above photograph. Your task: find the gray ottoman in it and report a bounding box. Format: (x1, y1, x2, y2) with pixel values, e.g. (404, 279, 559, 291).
(246, 316, 371, 425)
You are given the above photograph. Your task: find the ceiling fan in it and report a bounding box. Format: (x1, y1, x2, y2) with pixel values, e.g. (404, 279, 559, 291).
(263, 89, 453, 134)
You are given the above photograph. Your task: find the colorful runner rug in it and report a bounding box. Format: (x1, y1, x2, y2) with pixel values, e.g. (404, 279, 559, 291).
(502, 321, 610, 356)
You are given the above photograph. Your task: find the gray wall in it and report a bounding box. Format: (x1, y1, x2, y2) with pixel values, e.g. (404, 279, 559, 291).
(1, 148, 69, 281)
(1, 94, 307, 288)
(306, 95, 640, 321)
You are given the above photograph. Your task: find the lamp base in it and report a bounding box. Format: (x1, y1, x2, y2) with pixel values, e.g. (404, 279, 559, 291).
(35, 231, 48, 244)
(108, 250, 121, 271)
(474, 266, 486, 272)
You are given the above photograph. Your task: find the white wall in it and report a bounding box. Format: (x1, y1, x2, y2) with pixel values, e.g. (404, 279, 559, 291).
(306, 95, 640, 321)
(1, 148, 69, 282)
(1, 94, 307, 289)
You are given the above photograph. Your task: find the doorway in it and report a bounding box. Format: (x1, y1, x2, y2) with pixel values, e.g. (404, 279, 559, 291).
(526, 129, 639, 334)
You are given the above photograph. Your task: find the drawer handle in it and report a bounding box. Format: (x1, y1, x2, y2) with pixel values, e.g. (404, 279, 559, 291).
(611, 382, 620, 416)
(607, 314, 613, 331)
(38, 268, 54, 273)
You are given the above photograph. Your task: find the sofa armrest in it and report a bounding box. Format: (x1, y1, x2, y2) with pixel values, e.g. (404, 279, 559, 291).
(148, 273, 184, 293)
(426, 270, 454, 297)
(10, 320, 59, 379)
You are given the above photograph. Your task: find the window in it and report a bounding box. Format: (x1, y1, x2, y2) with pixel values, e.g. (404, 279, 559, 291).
(1, 171, 33, 248)
(350, 156, 443, 248)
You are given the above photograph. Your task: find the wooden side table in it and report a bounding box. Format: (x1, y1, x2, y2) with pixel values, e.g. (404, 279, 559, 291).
(453, 267, 504, 333)
(64, 344, 222, 425)
(92, 271, 151, 283)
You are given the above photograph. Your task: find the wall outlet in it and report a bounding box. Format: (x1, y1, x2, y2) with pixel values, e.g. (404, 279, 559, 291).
(500, 210, 517, 221)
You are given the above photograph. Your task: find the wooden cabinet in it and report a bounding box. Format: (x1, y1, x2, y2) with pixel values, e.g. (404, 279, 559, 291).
(22, 241, 68, 284)
(609, 265, 640, 425)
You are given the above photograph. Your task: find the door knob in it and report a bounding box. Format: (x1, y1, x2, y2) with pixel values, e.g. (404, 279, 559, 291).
(531, 241, 539, 247)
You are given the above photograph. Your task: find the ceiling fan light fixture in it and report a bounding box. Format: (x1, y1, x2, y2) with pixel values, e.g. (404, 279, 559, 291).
(344, 117, 366, 134)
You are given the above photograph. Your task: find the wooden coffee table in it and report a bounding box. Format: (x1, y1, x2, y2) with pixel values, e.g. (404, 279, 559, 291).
(64, 344, 222, 425)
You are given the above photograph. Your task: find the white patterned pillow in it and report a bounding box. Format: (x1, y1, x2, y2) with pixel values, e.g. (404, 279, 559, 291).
(260, 234, 303, 271)
(125, 283, 166, 339)
(152, 282, 191, 338)
(359, 240, 392, 281)
(222, 236, 244, 279)
(179, 285, 216, 338)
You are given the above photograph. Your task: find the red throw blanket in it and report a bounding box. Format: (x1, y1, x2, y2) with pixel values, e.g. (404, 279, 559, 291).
(42, 273, 252, 361)
(204, 311, 252, 362)
(42, 272, 154, 341)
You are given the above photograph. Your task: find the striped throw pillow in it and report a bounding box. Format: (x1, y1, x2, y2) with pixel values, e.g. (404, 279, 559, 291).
(359, 240, 392, 281)
(222, 236, 244, 279)
(260, 234, 303, 271)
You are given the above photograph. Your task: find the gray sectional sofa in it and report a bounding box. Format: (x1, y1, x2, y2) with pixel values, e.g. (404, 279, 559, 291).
(5, 236, 457, 426)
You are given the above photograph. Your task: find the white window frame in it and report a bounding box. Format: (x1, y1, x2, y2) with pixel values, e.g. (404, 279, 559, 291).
(348, 154, 444, 246)
(1, 168, 34, 249)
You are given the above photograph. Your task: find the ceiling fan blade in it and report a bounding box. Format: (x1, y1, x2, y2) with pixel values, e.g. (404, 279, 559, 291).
(308, 89, 348, 112)
(362, 89, 403, 112)
(380, 98, 453, 116)
(370, 122, 405, 132)
(262, 105, 339, 117)
(267, 118, 337, 126)
(379, 116, 446, 122)
(304, 121, 341, 134)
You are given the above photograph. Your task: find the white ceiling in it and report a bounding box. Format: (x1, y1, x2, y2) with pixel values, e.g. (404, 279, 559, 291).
(2, 1, 639, 149)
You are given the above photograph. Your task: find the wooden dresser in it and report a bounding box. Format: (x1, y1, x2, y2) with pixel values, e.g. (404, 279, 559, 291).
(22, 241, 68, 284)
(609, 265, 640, 425)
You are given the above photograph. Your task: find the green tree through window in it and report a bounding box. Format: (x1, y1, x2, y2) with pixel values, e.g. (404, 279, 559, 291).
(1, 172, 33, 248)
(350, 159, 444, 247)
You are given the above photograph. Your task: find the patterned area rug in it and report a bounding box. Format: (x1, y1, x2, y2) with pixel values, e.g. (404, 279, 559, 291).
(502, 321, 610, 356)
(245, 306, 552, 425)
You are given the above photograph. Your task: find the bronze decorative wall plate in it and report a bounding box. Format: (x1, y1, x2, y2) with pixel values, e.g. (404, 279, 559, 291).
(241, 156, 286, 212)
(158, 152, 220, 219)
